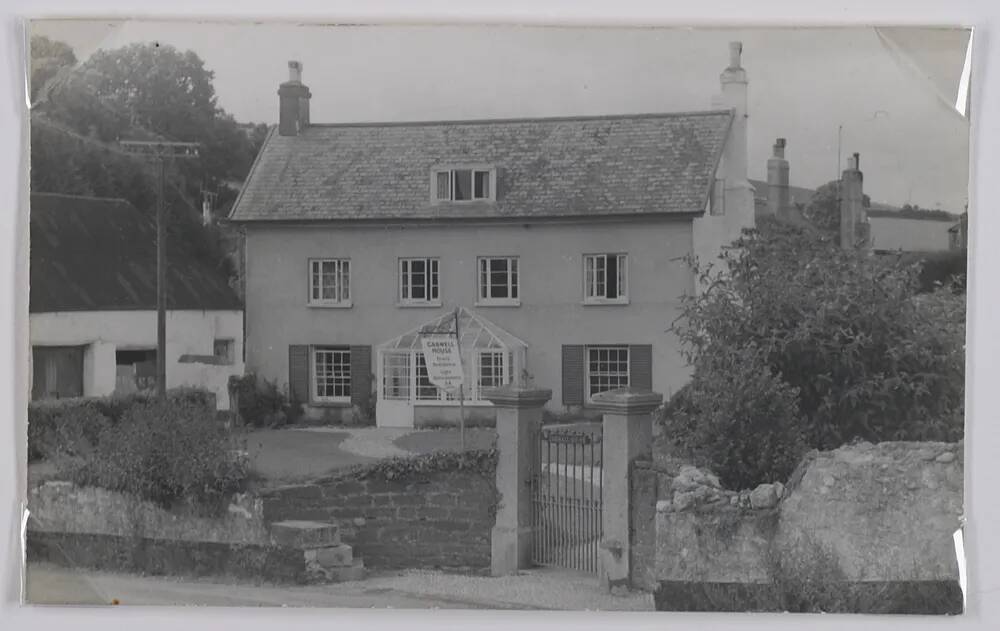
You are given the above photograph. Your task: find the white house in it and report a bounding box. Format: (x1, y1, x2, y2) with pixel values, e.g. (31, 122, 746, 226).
(29, 193, 245, 409)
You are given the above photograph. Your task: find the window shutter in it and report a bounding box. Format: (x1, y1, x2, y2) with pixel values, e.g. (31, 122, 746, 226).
(629, 344, 653, 392)
(350, 345, 373, 410)
(288, 345, 310, 404)
(562, 345, 585, 406)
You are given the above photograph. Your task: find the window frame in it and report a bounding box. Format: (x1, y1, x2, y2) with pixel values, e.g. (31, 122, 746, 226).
(709, 178, 726, 216)
(476, 349, 508, 398)
(381, 351, 412, 401)
(476, 256, 520, 307)
(213, 338, 235, 365)
(398, 257, 441, 306)
(583, 253, 629, 305)
(378, 349, 510, 406)
(308, 258, 352, 307)
(430, 166, 497, 204)
(585, 345, 630, 401)
(311, 346, 352, 404)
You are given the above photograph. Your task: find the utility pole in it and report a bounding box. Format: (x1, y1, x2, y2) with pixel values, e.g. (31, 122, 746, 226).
(119, 140, 200, 398)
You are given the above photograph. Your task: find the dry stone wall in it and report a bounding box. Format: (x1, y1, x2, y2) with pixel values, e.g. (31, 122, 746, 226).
(653, 440, 963, 587)
(261, 468, 496, 571)
(776, 440, 963, 582)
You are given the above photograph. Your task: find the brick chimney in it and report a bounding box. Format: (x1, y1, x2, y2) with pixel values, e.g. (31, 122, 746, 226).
(767, 138, 791, 219)
(839, 153, 869, 249)
(278, 60, 311, 136)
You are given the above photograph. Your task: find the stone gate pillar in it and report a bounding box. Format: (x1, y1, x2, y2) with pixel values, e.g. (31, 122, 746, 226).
(482, 385, 552, 576)
(592, 387, 663, 591)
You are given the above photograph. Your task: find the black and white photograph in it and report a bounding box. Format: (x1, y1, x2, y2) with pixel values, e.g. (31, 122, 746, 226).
(21, 19, 970, 614)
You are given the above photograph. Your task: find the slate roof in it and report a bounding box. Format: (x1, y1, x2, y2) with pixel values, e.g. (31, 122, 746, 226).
(229, 111, 734, 222)
(30, 193, 242, 313)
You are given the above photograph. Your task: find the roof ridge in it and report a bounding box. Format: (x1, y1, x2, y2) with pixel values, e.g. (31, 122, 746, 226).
(300, 109, 734, 130)
(31, 191, 133, 206)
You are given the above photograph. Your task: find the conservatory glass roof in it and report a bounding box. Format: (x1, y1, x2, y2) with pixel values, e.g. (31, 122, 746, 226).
(377, 307, 528, 352)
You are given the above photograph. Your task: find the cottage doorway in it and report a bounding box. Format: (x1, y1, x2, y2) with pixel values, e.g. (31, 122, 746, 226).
(31, 345, 85, 400)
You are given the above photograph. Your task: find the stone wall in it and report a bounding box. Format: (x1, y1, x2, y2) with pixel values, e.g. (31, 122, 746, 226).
(776, 440, 963, 582)
(650, 441, 964, 612)
(25, 481, 325, 584)
(261, 469, 496, 571)
(28, 481, 270, 544)
(630, 460, 670, 591)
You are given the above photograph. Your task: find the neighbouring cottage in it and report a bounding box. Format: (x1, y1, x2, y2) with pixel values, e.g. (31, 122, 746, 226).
(228, 43, 757, 427)
(750, 143, 959, 252)
(867, 207, 961, 253)
(29, 193, 245, 409)
(948, 211, 969, 251)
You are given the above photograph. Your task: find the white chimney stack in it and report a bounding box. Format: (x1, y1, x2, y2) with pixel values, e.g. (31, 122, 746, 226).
(717, 41, 755, 231)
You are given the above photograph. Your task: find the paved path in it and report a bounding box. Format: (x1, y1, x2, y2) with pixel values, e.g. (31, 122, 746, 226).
(25, 564, 653, 610)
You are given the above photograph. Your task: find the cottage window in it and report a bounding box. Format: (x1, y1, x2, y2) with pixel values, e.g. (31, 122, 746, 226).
(382, 348, 511, 404)
(213, 339, 235, 364)
(400, 258, 440, 304)
(477, 350, 507, 396)
(414, 353, 440, 401)
(309, 259, 351, 306)
(584, 254, 628, 303)
(313, 346, 351, 402)
(431, 168, 495, 203)
(586, 345, 630, 399)
(477, 256, 519, 305)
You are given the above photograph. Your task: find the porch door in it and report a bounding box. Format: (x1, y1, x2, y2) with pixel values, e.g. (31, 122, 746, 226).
(31, 345, 85, 400)
(376, 351, 414, 427)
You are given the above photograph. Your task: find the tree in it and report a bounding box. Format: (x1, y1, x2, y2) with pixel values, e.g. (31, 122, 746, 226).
(802, 180, 871, 243)
(30, 38, 267, 277)
(30, 35, 76, 103)
(663, 218, 965, 487)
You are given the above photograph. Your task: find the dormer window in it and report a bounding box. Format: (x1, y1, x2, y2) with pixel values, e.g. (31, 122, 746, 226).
(432, 167, 495, 203)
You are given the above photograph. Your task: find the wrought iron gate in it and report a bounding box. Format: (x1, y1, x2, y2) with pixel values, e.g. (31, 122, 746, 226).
(530, 425, 603, 573)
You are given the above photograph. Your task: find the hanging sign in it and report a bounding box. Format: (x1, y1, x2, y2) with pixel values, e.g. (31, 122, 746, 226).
(420, 334, 465, 393)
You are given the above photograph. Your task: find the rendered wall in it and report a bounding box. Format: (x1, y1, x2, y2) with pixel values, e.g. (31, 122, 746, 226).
(30, 309, 245, 409)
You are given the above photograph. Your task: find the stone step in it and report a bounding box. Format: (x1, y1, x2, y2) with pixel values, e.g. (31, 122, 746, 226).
(328, 559, 366, 583)
(305, 557, 366, 584)
(269, 520, 340, 548)
(306, 543, 354, 569)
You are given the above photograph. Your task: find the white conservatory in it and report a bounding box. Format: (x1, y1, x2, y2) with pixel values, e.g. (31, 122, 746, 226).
(375, 307, 527, 428)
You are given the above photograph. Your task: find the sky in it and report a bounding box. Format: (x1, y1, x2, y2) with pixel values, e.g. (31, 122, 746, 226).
(31, 21, 972, 212)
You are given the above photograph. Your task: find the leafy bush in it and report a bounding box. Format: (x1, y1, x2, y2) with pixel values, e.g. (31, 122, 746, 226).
(661, 346, 806, 488)
(27, 387, 215, 462)
(69, 398, 249, 511)
(666, 218, 965, 486)
(27, 399, 111, 462)
(893, 249, 967, 293)
(228, 373, 300, 427)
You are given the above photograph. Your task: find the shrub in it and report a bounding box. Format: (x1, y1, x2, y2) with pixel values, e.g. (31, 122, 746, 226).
(661, 346, 806, 489)
(69, 398, 249, 511)
(894, 250, 967, 294)
(668, 218, 966, 486)
(229, 373, 299, 427)
(27, 388, 216, 462)
(27, 399, 111, 462)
